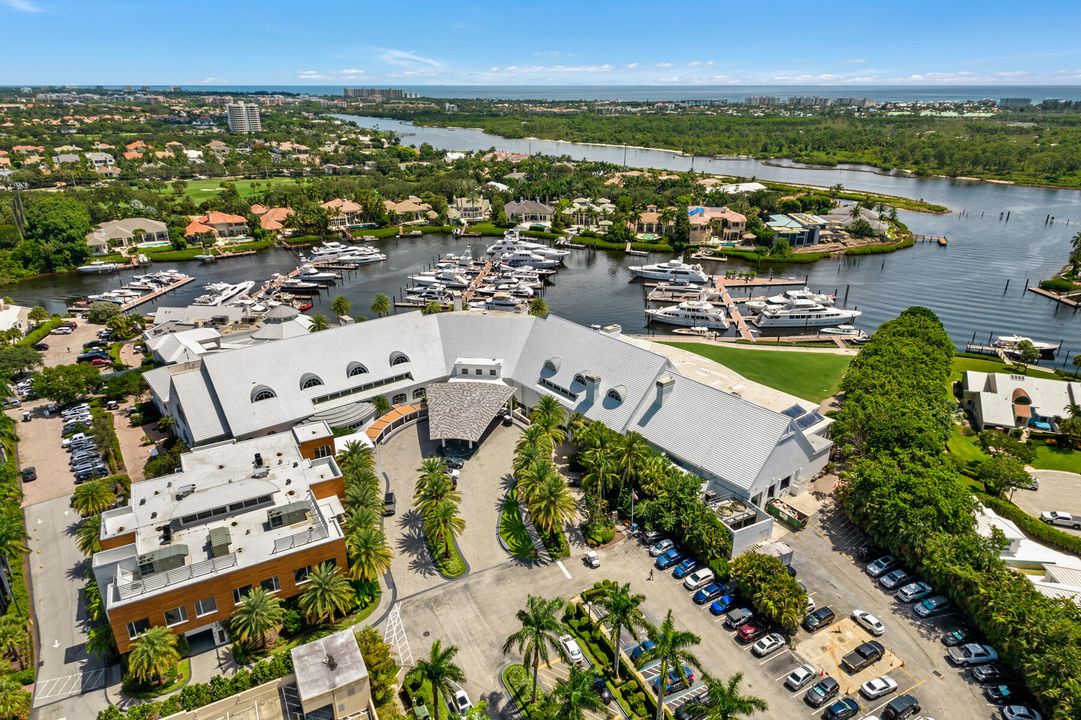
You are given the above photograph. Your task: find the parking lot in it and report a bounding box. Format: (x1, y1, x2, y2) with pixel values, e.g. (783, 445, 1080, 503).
(1012, 470, 1081, 536)
(7, 402, 93, 507)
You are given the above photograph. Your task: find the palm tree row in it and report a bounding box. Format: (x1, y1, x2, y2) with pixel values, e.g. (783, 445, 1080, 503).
(510, 397, 578, 544)
(414, 457, 466, 563)
(339, 441, 394, 582)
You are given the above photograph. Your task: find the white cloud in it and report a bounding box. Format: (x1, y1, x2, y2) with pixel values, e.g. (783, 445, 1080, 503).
(338, 67, 366, 76)
(625, 63, 639, 70)
(838, 58, 867, 65)
(655, 62, 674, 68)
(0, 0, 42, 12)
(379, 48, 442, 69)
(298, 69, 331, 80)
(490, 64, 614, 74)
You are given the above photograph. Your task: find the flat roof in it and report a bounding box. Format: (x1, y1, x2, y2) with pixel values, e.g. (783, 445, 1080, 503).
(292, 628, 368, 702)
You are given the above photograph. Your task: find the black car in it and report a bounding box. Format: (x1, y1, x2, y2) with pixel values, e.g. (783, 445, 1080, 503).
(31, 342, 48, 351)
(881, 694, 921, 720)
(444, 458, 465, 470)
(83, 340, 107, 349)
(592, 676, 613, 704)
(805, 677, 840, 708)
(941, 626, 970, 647)
(20, 467, 36, 482)
(984, 684, 1022, 705)
(803, 606, 836, 632)
(971, 664, 1008, 684)
(823, 698, 860, 720)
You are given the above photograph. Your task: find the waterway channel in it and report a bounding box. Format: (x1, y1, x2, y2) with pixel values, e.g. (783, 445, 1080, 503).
(6, 115, 1081, 367)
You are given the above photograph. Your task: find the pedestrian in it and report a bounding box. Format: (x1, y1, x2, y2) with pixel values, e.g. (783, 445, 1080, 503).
(648, 568, 654, 581)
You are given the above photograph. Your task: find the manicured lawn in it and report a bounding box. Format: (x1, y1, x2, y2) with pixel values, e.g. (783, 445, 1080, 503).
(947, 424, 989, 467)
(662, 342, 852, 402)
(164, 177, 304, 205)
(499, 489, 538, 561)
(950, 355, 1060, 383)
(1030, 439, 1081, 474)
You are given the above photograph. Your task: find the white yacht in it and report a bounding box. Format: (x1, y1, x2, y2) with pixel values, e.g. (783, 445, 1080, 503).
(628, 258, 710, 283)
(193, 280, 255, 306)
(299, 265, 339, 285)
(766, 287, 835, 306)
(485, 230, 570, 263)
(820, 324, 868, 339)
(307, 241, 358, 263)
(646, 300, 729, 330)
(338, 249, 386, 265)
(411, 270, 470, 288)
(753, 299, 862, 328)
(500, 250, 561, 269)
(485, 292, 525, 312)
(994, 335, 1059, 357)
(406, 285, 451, 304)
(77, 261, 122, 274)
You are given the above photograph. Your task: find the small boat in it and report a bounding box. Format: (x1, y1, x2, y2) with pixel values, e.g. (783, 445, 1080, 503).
(296, 302, 313, 312)
(673, 326, 719, 337)
(820, 324, 868, 339)
(194, 254, 217, 263)
(76, 261, 122, 274)
(485, 292, 524, 312)
(280, 279, 322, 294)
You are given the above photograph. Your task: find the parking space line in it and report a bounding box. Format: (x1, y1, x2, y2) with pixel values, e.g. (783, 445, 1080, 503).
(555, 560, 572, 579)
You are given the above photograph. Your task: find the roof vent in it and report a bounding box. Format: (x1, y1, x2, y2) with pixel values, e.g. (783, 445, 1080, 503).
(252, 467, 270, 479)
(323, 653, 338, 670)
(176, 484, 196, 500)
(254, 453, 263, 467)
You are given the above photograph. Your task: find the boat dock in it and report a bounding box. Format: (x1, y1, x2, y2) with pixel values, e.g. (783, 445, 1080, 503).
(119, 274, 195, 312)
(646, 289, 725, 306)
(625, 241, 649, 256)
(720, 276, 807, 289)
(689, 251, 729, 263)
(1029, 286, 1080, 308)
(251, 267, 302, 301)
(714, 277, 756, 342)
(965, 344, 1012, 361)
(461, 259, 495, 304)
(912, 234, 948, 246)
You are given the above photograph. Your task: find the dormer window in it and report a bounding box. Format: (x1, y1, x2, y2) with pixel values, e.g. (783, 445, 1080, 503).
(300, 373, 324, 390)
(251, 386, 276, 402)
(347, 362, 369, 377)
(390, 352, 410, 366)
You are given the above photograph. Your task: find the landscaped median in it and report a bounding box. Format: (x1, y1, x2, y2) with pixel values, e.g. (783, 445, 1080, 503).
(499, 488, 539, 561)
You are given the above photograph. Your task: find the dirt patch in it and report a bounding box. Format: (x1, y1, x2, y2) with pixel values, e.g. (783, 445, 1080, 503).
(794, 618, 907, 695)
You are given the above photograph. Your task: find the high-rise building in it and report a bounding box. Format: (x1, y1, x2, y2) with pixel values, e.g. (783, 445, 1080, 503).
(226, 102, 262, 133)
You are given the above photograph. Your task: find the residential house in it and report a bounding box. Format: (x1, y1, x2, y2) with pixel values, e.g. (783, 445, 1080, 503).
(447, 196, 491, 223)
(819, 203, 889, 237)
(563, 197, 616, 227)
(54, 144, 82, 153)
(122, 150, 144, 161)
(321, 198, 362, 228)
(12, 144, 45, 154)
(85, 152, 116, 168)
(962, 371, 1080, 431)
(185, 211, 250, 239)
(700, 180, 768, 195)
(766, 213, 827, 246)
(0, 300, 32, 336)
(184, 149, 204, 162)
(205, 140, 230, 156)
(634, 204, 671, 236)
(687, 206, 747, 244)
(91, 426, 346, 653)
(504, 199, 554, 224)
(251, 204, 294, 232)
(125, 140, 147, 151)
(86, 218, 169, 255)
(384, 196, 437, 224)
(91, 142, 115, 151)
(52, 153, 80, 165)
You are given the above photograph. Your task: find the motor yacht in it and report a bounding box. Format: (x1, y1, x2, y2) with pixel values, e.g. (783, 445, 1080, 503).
(628, 258, 710, 283)
(77, 261, 122, 274)
(192, 280, 255, 306)
(485, 230, 570, 263)
(646, 300, 729, 330)
(307, 241, 358, 263)
(753, 299, 862, 328)
(994, 335, 1059, 358)
(299, 265, 339, 285)
(485, 292, 525, 312)
(766, 287, 834, 306)
(500, 250, 561, 269)
(411, 270, 470, 289)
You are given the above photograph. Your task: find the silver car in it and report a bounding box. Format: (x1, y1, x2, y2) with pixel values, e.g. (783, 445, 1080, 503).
(785, 664, 816, 691)
(895, 581, 933, 603)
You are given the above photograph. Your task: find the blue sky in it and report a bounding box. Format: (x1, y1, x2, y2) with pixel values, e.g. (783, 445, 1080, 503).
(3, 0, 1081, 86)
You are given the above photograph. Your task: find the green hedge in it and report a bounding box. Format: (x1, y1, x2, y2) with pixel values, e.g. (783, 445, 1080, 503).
(19, 317, 62, 347)
(1039, 277, 1078, 293)
(576, 232, 673, 253)
(844, 235, 916, 256)
(979, 493, 1081, 556)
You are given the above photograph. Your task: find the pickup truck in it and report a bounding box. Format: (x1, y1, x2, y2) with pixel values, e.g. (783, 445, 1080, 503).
(1040, 511, 1081, 529)
(842, 641, 885, 673)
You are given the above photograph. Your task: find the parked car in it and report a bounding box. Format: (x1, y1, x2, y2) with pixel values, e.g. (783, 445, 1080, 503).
(90, 358, 110, 367)
(709, 594, 738, 616)
(895, 581, 933, 603)
(737, 621, 767, 644)
(31, 342, 48, 351)
(1002, 706, 1042, 720)
(683, 568, 714, 591)
(83, 340, 106, 349)
(985, 685, 1023, 705)
(51, 326, 73, 335)
(879, 568, 910, 590)
(453, 690, 472, 718)
(675, 700, 703, 720)
(61, 320, 77, 329)
(785, 664, 817, 691)
(860, 675, 898, 700)
(652, 665, 694, 693)
(803, 606, 836, 632)
(842, 641, 885, 673)
(914, 595, 951, 618)
(443, 458, 464, 470)
(724, 607, 754, 629)
(751, 632, 785, 657)
(948, 643, 998, 667)
(593, 676, 613, 704)
(559, 635, 583, 665)
(881, 694, 921, 720)
(1040, 511, 1081, 529)
(629, 640, 655, 662)
(62, 433, 88, 448)
(655, 548, 687, 570)
(866, 555, 898, 578)
(942, 626, 970, 647)
(971, 664, 1008, 684)
(20, 467, 36, 482)
(805, 677, 840, 708)
(649, 538, 674, 556)
(383, 492, 396, 516)
(824, 698, 861, 720)
(672, 558, 698, 579)
(852, 610, 886, 636)
(692, 582, 725, 605)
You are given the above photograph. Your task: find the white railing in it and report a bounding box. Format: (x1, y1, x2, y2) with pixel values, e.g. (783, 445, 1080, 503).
(116, 553, 238, 600)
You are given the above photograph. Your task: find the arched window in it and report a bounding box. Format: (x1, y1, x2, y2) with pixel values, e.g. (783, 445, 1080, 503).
(604, 385, 626, 408)
(412, 388, 426, 400)
(392, 393, 407, 404)
(389, 352, 410, 366)
(347, 362, 369, 377)
(543, 357, 561, 374)
(251, 385, 276, 403)
(300, 373, 324, 390)
(573, 373, 586, 386)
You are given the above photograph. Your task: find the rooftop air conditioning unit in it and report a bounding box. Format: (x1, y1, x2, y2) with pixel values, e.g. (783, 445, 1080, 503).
(176, 484, 196, 499)
(252, 467, 270, 479)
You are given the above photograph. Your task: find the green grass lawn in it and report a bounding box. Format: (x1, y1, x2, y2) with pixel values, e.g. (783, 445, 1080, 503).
(662, 342, 852, 402)
(1030, 439, 1081, 474)
(950, 355, 1061, 383)
(163, 177, 304, 205)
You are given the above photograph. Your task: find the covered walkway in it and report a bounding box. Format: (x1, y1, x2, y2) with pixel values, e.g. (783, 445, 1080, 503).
(366, 402, 428, 445)
(426, 381, 515, 446)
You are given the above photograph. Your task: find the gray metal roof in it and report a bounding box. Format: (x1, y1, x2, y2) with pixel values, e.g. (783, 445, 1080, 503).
(292, 628, 368, 702)
(427, 381, 514, 442)
(171, 368, 229, 443)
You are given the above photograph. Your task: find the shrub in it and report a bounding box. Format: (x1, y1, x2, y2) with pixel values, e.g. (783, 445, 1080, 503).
(282, 608, 303, 636)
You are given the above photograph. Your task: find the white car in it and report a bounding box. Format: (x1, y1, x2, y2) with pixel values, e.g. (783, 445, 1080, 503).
(62, 433, 88, 448)
(895, 581, 933, 603)
(948, 643, 998, 667)
(1002, 706, 1042, 720)
(453, 689, 472, 717)
(51, 326, 73, 335)
(559, 634, 583, 665)
(751, 632, 785, 658)
(649, 538, 674, 556)
(784, 663, 817, 691)
(852, 609, 886, 636)
(860, 675, 898, 700)
(1040, 511, 1081, 529)
(683, 568, 714, 591)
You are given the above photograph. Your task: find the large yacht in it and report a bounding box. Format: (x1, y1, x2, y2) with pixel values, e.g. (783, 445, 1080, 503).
(77, 260, 122, 274)
(766, 287, 834, 306)
(646, 300, 729, 330)
(307, 241, 358, 263)
(628, 258, 710, 283)
(753, 299, 862, 328)
(410, 270, 470, 288)
(994, 335, 1059, 358)
(500, 250, 562, 269)
(338, 249, 387, 265)
(193, 280, 255, 306)
(485, 230, 570, 263)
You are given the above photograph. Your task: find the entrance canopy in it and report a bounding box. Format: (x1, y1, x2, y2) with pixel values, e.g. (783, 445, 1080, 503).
(427, 381, 515, 443)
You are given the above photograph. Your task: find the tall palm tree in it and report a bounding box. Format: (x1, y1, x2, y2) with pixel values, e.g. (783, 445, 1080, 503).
(427, 499, 466, 558)
(299, 562, 355, 625)
(346, 482, 382, 517)
(371, 292, 392, 318)
(75, 515, 101, 556)
(582, 458, 618, 499)
(614, 432, 651, 502)
(531, 396, 566, 444)
(338, 440, 375, 474)
(407, 640, 466, 720)
(553, 667, 605, 720)
(0, 677, 30, 720)
(0, 617, 26, 669)
(86, 622, 117, 662)
(346, 525, 393, 581)
(527, 473, 577, 537)
(229, 588, 285, 649)
(71, 479, 116, 517)
(330, 294, 352, 318)
(517, 457, 559, 508)
(127, 626, 180, 686)
(309, 314, 330, 332)
(517, 424, 554, 458)
(503, 594, 568, 702)
(638, 610, 702, 720)
(528, 296, 548, 317)
(512, 441, 545, 478)
(593, 582, 647, 679)
(685, 673, 768, 720)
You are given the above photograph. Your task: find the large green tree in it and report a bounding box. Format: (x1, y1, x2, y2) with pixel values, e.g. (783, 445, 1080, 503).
(229, 588, 284, 649)
(32, 363, 102, 404)
(638, 610, 701, 720)
(683, 673, 768, 720)
(126, 626, 180, 686)
(298, 562, 355, 625)
(592, 582, 647, 679)
(503, 594, 568, 702)
(407, 640, 466, 720)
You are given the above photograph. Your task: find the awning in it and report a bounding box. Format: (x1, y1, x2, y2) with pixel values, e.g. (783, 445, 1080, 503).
(426, 381, 515, 443)
(308, 400, 376, 429)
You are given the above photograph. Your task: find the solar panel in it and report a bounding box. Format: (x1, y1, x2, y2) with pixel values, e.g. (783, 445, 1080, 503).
(796, 412, 825, 430)
(781, 404, 807, 418)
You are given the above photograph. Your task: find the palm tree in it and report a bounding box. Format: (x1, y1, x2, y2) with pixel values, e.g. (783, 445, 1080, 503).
(86, 622, 117, 662)
(532, 396, 566, 441)
(309, 314, 330, 332)
(346, 525, 393, 581)
(426, 499, 466, 558)
(517, 457, 559, 507)
(229, 588, 285, 649)
(0, 677, 30, 720)
(299, 562, 356, 625)
(528, 296, 548, 317)
(338, 440, 375, 474)
(75, 515, 102, 556)
(685, 673, 768, 720)
(0, 617, 26, 669)
(638, 610, 702, 720)
(71, 479, 116, 517)
(372, 395, 392, 416)
(614, 432, 651, 502)
(517, 424, 553, 458)
(593, 582, 647, 679)
(330, 294, 352, 318)
(0, 514, 27, 560)
(422, 300, 443, 316)
(407, 640, 466, 720)
(527, 473, 577, 537)
(503, 594, 568, 702)
(127, 626, 180, 686)
(371, 292, 392, 318)
(553, 667, 605, 720)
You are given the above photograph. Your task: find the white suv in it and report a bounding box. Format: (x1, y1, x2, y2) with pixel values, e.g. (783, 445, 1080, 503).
(683, 568, 715, 591)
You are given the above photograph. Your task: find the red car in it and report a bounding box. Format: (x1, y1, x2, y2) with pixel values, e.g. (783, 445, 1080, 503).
(738, 622, 768, 643)
(90, 358, 110, 367)
(62, 320, 77, 329)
